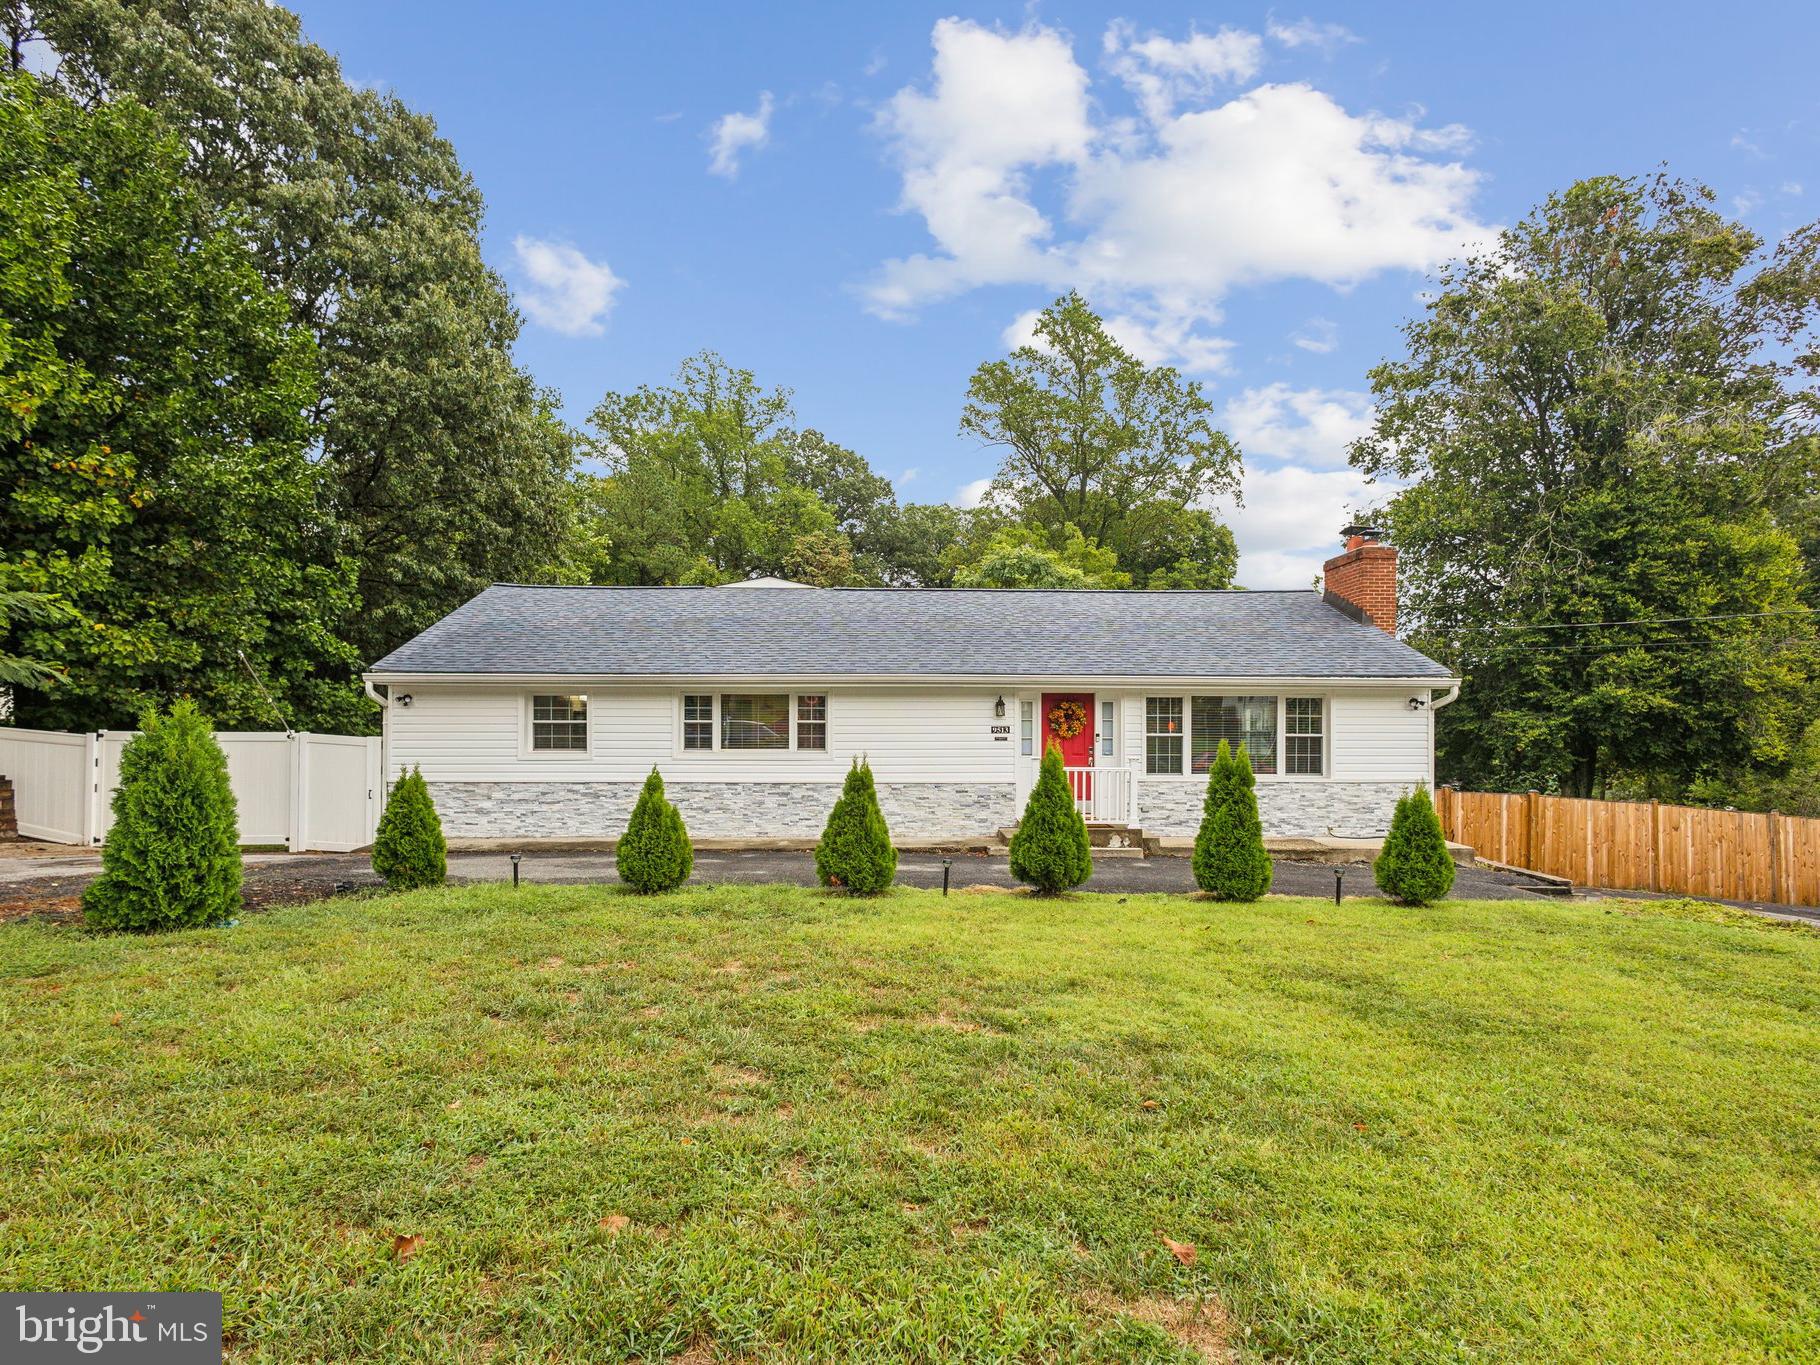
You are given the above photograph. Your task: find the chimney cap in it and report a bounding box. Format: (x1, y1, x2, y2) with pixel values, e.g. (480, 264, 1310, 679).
(1340, 522, 1384, 543)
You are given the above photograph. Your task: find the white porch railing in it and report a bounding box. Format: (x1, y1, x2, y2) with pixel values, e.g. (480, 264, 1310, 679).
(1063, 765, 1133, 824)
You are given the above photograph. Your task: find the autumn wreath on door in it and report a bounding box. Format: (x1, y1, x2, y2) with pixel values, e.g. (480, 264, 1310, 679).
(1047, 699, 1088, 739)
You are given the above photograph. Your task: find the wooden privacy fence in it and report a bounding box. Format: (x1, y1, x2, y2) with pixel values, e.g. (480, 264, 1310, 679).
(1436, 786, 1820, 908)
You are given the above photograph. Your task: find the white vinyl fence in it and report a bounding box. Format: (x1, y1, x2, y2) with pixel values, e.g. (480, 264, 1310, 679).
(0, 728, 380, 851)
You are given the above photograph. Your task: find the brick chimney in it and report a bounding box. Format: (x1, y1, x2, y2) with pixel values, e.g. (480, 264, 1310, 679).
(1323, 524, 1398, 635)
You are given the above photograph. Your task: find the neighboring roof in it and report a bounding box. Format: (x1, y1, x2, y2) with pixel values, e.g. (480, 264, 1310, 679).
(370, 584, 1454, 681)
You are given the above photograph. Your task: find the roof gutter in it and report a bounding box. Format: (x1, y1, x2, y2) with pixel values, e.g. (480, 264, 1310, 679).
(1429, 682, 1461, 710)
(362, 670, 1462, 689)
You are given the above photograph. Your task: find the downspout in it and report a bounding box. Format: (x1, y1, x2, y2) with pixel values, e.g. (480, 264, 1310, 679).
(364, 679, 390, 801)
(1427, 683, 1459, 793)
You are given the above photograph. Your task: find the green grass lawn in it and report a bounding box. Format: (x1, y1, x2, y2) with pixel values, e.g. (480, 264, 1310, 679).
(2, 885, 1817, 1362)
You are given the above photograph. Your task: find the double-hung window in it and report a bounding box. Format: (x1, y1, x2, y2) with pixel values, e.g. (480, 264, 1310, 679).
(682, 694, 714, 750)
(530, 694, 588, 752)
(1285, 697, 1325, 775)
(1146, 697, 1184, 775)
(1142, 693, 1326, 777)
(796, 695, 827, 750)
(680, 693, 829, 752)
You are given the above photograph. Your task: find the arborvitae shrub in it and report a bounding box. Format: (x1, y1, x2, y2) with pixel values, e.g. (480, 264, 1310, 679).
(1373, 786, 1456, 905)
(1009, 742, 1093, 893)
(816, 757, 897, 894)
(83, 700, 241, 931)
(371, 765, 447, 889)
(616, 767, 693, 893)
(1192, 739, 1273, 901)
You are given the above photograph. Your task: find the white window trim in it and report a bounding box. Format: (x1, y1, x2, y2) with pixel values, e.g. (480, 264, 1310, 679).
(671, 691, 833, 758)
(1140, 692, 1330, 782)
(520, 692, 591, 759)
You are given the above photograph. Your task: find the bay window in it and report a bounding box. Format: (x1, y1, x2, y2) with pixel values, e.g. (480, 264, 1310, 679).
(1143, 694, 1326, 777)
(679, 693, 831, 752)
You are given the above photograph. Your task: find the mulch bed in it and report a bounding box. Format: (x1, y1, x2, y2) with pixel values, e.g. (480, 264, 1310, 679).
(0, 854, 382, 925)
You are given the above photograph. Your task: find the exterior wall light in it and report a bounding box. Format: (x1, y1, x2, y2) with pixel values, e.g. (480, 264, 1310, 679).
(994, 695, 1006, 717)
(396, 693, 414, 708)
(1406, 696, 1427, 711)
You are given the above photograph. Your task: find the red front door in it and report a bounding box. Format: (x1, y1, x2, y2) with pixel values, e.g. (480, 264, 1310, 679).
(1041, 692, 1094, 803)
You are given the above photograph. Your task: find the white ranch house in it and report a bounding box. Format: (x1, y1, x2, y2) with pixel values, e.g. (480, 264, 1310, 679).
(364, 530, 1459, 843)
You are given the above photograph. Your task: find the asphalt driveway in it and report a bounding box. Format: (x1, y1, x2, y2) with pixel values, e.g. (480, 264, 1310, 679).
(0, 844, 1549, 915)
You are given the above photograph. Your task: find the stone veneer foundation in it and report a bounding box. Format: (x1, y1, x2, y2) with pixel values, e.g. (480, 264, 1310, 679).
(429, 780, 1017, 842)
(1136, 779, 1417, 839)
(429, 777, 1417, 841)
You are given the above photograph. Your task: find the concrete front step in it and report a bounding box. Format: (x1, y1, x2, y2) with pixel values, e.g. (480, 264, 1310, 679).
(996, 822, 1151, 856)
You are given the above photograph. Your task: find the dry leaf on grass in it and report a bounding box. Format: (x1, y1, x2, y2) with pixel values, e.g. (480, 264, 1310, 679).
(1141, 1099, 1160, 1111)
(392, 1233, 424, 1261)
(599, 1213, 631, 1234)
(1158, 1232, 1197, 1266)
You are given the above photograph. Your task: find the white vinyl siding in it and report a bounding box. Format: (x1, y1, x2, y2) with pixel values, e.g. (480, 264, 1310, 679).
(1328, 690, 1430, 783)
(388, 685, 1015, 785)
(385, 683, 1434, 792)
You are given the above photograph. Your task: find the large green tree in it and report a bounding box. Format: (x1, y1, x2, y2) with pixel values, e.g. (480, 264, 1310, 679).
(961, 292, 1243, 588)
(946, 523, 1131, 589)
(585, 353, 866, 586)
(16, 0, 576, 664)
(1352, 175, 1820, 798)
(1, 72, 360, 730)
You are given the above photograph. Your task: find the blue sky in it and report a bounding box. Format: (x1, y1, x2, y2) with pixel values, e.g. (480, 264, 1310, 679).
(292, 1, 1818, 586)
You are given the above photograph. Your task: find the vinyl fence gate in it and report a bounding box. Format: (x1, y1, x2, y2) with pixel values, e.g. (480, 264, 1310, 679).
(0, 729, 381, 851)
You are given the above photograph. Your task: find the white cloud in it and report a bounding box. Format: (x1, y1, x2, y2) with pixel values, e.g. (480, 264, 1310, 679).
(1782, 180, 1804, 196)
(895, 467, 920, 488)
(1290, 317, 1339, 353)
(867, 19, 1493, 368)
(868, 19, 1094, 318)
(1733, 189, 1764, 216)
(953, 477, 994, 509)
(1000, 302, 1233, 371)
(1210, 383, 1388, 586)
(511, 236, 624, 337)
(708, 91, 775, 179)
(1266, 18, 1361, 53)
(1224, 383, 1375, 469)
(1214, 463, 1381, 588)
(1105, 20, 1263, 124)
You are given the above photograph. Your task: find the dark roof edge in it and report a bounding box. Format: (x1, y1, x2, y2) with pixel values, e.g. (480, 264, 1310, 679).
(476, 583, 1321, 595)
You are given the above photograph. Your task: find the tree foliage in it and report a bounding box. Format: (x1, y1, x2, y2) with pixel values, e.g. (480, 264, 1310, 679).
(616, 768, 694, 893)
(1352, 175, 1820, 798)
(83, 700, 241, 932)
(815, 758, 897, 894)
(1, 71, 359, 731)
(1008, 743, 1093, 893)
(20, 0, 576, 668)
(948, 523, 1131, 589)
(1373, 788, 1456, 905)
(962, 292, 1243, 588)
(584, 353, 849, 585)
(371, 766, 448, 890)
(1192, 740, 1273, 901)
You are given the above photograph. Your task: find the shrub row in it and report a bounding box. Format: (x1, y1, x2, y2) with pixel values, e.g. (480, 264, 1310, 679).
(84, 703, 1455, 930)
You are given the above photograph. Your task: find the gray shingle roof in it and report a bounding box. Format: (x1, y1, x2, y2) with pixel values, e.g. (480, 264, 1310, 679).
(370, 584, 1453, 680)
